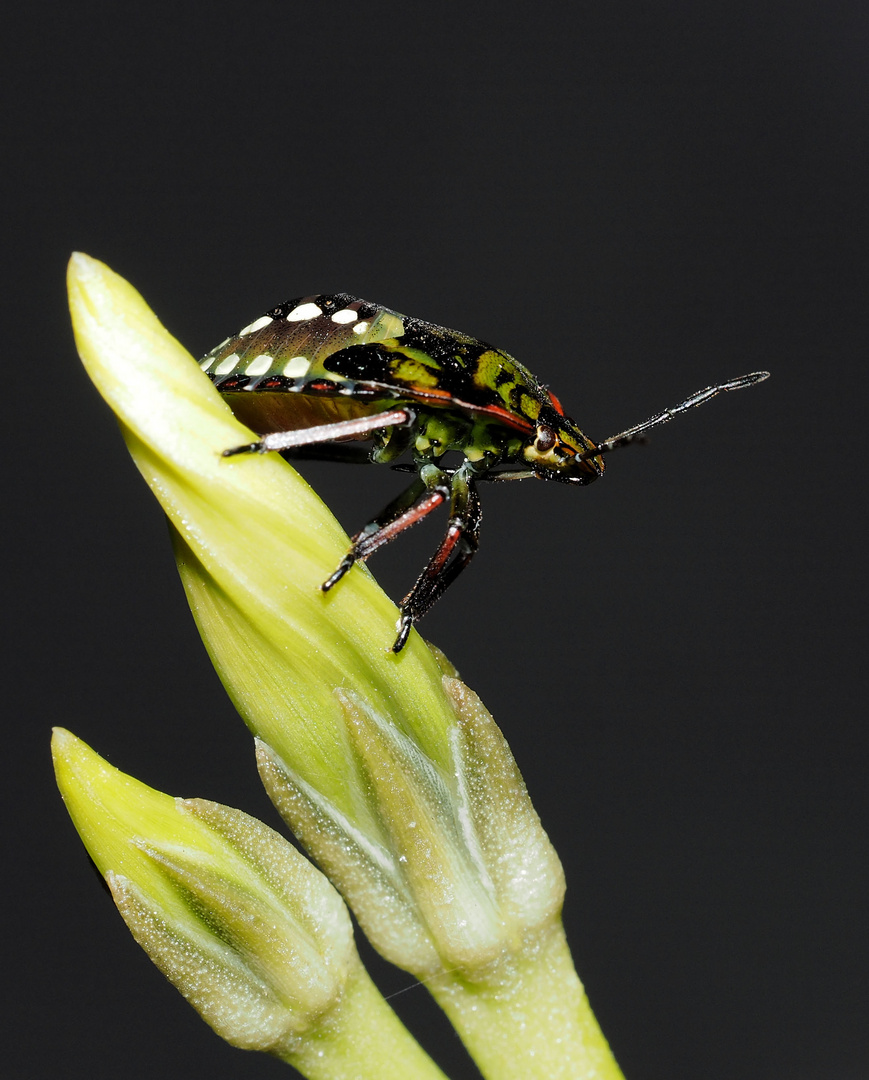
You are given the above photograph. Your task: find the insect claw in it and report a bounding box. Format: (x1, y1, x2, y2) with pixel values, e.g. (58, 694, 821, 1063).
(391, 613, 414, 653)
(222, 441, 264, 457)
(321, 556, 355, 592)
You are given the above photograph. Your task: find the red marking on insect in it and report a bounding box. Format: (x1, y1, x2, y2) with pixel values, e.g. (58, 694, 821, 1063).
(452, 398, 535, 435)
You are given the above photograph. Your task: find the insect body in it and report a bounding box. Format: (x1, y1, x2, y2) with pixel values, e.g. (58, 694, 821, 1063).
(200, 294, 768, 651)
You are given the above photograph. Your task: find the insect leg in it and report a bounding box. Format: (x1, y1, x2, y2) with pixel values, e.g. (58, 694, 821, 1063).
(222, 408, 414, 457)
(393, 469, 482, 653)
(321, 468, 451, 592)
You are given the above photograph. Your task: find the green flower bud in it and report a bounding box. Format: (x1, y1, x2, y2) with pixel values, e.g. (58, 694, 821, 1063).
(257, 677, 565, 980)
(52, 728, 447, 1079)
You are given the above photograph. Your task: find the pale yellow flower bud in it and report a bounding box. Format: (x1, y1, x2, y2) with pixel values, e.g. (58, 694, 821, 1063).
(52, 728, 447, 1079)
(257, 676, 565, 981)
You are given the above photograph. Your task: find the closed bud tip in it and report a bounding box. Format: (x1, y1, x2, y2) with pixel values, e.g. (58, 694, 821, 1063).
(52, 728, 354, 1055)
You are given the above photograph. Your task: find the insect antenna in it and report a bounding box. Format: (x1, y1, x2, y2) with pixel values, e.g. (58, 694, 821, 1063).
(578, 370, 769, 460)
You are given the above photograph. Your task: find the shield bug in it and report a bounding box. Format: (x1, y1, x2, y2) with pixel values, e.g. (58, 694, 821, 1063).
(200, 294, 768, 651)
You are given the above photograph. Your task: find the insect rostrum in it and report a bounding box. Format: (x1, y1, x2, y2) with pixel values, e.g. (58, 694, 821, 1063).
(201, 293, 768, 652)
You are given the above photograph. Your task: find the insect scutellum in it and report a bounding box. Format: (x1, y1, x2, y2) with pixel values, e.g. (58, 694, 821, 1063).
(202, 293, 768, 651)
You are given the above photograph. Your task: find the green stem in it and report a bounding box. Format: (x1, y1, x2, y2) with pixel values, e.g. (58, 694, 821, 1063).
(426, 922, 624, 1080)
(279, 958, 450, 1080)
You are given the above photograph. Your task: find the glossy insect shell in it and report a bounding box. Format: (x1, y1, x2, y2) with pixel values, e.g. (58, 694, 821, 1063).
(200, 293, 603, 482)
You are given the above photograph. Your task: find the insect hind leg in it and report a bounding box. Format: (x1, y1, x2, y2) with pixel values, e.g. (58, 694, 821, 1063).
(222, 408, 414, 456)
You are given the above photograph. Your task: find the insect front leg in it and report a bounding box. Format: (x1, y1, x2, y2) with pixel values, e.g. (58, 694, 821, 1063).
(393, 465, 482, 653)
(321, 465, 451, 593)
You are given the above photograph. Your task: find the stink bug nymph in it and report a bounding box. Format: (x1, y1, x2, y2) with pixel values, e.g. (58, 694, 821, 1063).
(200, 294, 768, 651)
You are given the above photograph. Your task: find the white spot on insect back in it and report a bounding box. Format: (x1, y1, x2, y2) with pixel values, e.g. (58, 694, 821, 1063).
(200, 339, 232, 370)
(331, 308, 358, 324)
(214, 353, 240, 375)
(282, 355, 310, 377)
(286, 302, 322, 322)
(245, 354, 273, 376)
(239, 315, 273, 336)
(353, 321, 370, 335)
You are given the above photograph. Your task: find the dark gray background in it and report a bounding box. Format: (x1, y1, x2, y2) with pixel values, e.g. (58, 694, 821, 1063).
(6, 2, 866, 1078)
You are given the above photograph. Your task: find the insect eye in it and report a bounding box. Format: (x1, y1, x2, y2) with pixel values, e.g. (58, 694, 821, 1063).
(535, 426, 557, 453)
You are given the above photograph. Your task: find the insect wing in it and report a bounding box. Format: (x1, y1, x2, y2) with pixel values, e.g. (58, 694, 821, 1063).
(200, 294, 570, 440)
(200, 294, 407, 392)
